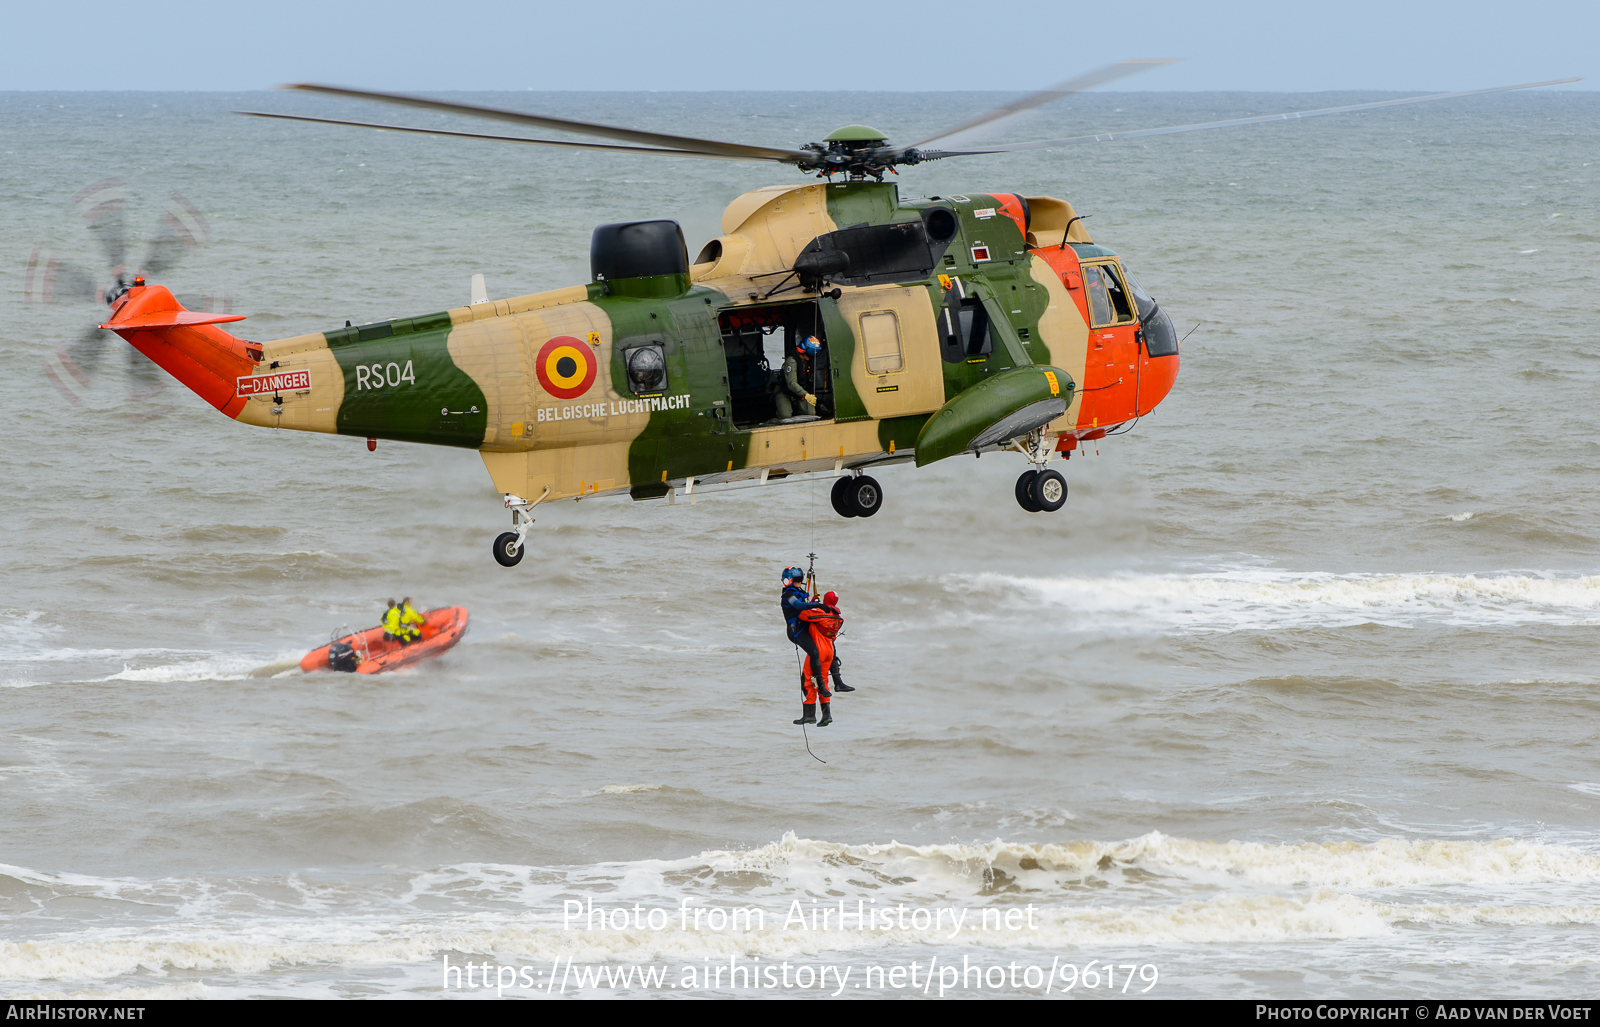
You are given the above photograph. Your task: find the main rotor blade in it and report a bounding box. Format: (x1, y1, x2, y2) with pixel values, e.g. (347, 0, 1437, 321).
(281, 84, 812, 163)
(908, 59, 1179, 150)
(918, 77, 1581, 158)
(237, 112, 767, 162)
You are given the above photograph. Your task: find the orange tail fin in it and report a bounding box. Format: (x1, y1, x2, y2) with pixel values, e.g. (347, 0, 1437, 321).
(100, 283, 259, 418)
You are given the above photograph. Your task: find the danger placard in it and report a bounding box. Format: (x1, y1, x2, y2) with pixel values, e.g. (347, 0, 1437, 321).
(237, 369, 311, 397)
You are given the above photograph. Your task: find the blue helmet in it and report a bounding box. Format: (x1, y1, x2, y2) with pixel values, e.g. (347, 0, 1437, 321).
(782, 566, 805, 585)
(800, 336, 821, 355)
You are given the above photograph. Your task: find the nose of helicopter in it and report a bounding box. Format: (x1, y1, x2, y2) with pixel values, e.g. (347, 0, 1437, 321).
(1137, 303, 1180, 416)
(1139, 345, 1180, 415)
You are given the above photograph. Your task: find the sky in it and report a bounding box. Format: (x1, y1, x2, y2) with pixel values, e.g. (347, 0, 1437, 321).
(3, 0, 1593, 93)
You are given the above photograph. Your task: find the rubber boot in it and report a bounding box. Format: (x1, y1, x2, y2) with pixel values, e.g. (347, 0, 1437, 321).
(817, 703, 833, 727)
(793, 704, 816, 725)
(832, 660, 855, 692)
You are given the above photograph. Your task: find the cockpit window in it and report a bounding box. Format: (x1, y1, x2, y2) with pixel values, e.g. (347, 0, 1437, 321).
(1082, 265, 1114, 327)
(1124, 269, 1159, 322)
(1121, 265, 1179, 357)
(1083, 264, 1135, 327)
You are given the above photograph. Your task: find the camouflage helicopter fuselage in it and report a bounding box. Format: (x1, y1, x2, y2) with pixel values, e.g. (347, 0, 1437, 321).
(101, 69, 1576, 563)
(104, 180, 1180, 546)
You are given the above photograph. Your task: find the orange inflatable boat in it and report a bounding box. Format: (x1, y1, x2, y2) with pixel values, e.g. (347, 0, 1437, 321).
(300, 607, 468, 674)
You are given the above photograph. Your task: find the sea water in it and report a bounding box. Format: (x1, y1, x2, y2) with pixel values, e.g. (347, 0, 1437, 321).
(0, 87, 1597, 998)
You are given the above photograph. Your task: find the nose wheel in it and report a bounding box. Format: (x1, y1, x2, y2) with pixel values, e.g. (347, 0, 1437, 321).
(492, 531, 524, 567)
(493, 486, 550, 567)
(1012, 434, 1067, 513)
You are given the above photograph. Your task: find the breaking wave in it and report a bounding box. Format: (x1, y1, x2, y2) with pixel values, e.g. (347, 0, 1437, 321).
(4, 832, 1597, 986)
(948, 569, 1600, 633)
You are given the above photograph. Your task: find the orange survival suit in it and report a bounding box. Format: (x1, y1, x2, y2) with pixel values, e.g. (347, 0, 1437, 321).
(798, 602, 844, 707)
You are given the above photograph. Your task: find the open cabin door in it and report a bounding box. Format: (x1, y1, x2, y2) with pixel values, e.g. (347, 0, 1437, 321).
(717, 300, 833, 428)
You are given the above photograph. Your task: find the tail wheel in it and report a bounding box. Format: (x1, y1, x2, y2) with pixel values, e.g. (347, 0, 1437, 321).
(492, 531, 524, 567)
(1015, 470, 1042, 512)
(849, 476, 883, 517)
(1033, 469, 1068, 512)
(830, 475, 859, 518)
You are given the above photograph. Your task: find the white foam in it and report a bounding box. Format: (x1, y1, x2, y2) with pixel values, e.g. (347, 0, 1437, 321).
(4, 893, 1596, 983)
(672, 832, 1600, 896)
(949, 569, 1600, 633)
(1095, 833, 1600, 888)
(4, 834, 1599, 984)
(102, 652, 302, 682)
(596, 784, 667, 794)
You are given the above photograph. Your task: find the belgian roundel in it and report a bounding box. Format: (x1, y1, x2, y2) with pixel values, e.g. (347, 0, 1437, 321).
(536, 336, 597, 399)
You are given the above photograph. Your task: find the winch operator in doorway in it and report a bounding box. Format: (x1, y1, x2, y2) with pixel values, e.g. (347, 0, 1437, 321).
(773, 336, 820, 420)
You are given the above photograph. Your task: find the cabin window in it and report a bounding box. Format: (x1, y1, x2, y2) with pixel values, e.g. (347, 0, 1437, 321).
(623, 343, 668, 396)
(940, 278, 993, 362)
(957, 300, 992, 358)
(859, 310, 904, 375)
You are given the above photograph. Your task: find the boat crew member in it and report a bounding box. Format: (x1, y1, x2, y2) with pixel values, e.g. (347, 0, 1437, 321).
(781, 566, 831, 725)
(821, 590, 854, 692)
(398, 597, 424, 644)
(382, 599, 404, 643)
(773, 337, 819, 420)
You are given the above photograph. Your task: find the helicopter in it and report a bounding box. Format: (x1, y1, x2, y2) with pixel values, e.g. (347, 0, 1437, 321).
(95, 62, 1576, 567)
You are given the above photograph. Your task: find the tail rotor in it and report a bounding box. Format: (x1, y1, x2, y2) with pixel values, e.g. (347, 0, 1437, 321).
(28, 180, 227, 412)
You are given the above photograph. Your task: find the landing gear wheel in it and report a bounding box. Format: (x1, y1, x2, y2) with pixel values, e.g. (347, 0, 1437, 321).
(830, 475, 860, 518)
(1015, 470, 1042, 512)
(492, 531, 524, 567)
(1033, 469, 1067, 512)
(846, 475, 883, 518)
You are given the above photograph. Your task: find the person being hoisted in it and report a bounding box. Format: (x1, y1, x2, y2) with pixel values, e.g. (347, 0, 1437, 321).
(797, 592, 845, 720)
(773, 336, 820, 420)
(820, 590, 854, 693)
(780, 566, 833, 726)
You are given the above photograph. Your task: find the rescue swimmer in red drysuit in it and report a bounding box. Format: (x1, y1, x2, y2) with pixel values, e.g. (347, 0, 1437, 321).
(781, 566, 839, 726)
(819, 591, 855, 694)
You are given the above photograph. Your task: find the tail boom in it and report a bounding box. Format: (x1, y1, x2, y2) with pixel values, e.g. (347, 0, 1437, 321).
(100, 283, 257, 418)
